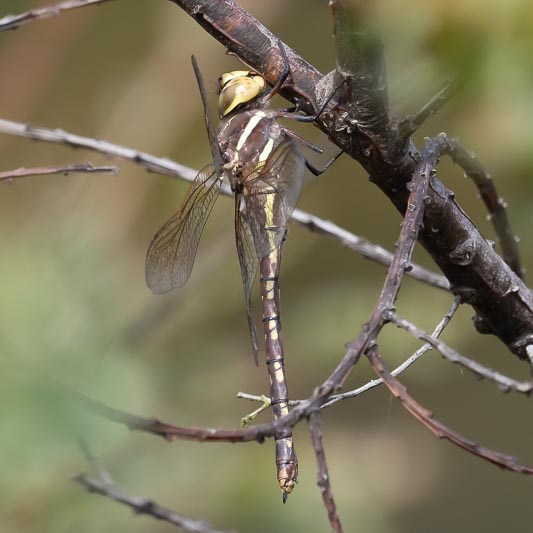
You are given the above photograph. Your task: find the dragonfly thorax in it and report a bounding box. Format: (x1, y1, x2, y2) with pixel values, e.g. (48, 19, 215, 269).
(218, 110, 284, 188)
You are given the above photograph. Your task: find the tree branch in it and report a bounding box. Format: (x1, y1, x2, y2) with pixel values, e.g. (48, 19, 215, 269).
(0, 163, 118, 182)
(366, 346, 533, 475)
(72, 473, 234, 533)
(0, 0, 111, 32)
(444, 137, 523, 279)
(322, 296, 460, 407)
(388, 311, 533, 394)
(308, 411, 343, 533)
(400, 75, 464, 138)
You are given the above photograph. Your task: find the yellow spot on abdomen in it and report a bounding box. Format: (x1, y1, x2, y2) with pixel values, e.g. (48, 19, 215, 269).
(265, 280, 274, 299)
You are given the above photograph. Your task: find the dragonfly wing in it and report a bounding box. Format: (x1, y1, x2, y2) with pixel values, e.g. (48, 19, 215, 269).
(235, 195, 260, 364)
(146, 164, 221, 294)
(243, 139, 305, 258)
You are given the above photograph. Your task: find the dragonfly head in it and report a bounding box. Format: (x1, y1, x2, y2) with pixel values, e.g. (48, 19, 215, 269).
(218, 70, 267, 118)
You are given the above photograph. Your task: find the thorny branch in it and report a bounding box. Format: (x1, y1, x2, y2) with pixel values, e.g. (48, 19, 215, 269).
(0, 0, 112, 32)
(443, 137, 523, 279)
(239, 296, 461, 410)
(0, 163, 118, 183)
(366, 346, 533, 475)
(72, 473, 234, 533)
(388, 311, 533, 395)
(400, 75, 464, 138)
(308, 411, 343, 533)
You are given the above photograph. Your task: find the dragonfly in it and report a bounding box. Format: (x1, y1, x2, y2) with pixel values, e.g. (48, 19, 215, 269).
(145, 44, 340, 502)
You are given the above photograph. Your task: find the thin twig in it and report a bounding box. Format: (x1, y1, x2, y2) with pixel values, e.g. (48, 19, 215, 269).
(77, 438, 114, 486)
(444, 137, 523, 279)
(238, 296, 459, 410)
(366, 346, 533, 475)
(77, 391, 275, 443)
(0, 163, 118, 183)
(75, 439, 235, 532)
(0, 119, 196, 180)
(388, 310, 533, 395)
(322, 296, 461, 407)
(72, 473, 235, 533)
(0, 118, 448, 290)
(400, 75, 464, 138)
(308, 411, 343, 533)
(291, 210, 449, 290)
(0, 0, 112, 32)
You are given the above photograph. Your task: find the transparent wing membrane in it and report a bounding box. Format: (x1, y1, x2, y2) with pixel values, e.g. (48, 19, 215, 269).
(145, 164, 221, 294)
(235, 197, 260, 364)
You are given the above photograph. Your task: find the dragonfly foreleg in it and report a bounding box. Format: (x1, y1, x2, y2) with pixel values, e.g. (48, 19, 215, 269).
(261, 37, 292, 104)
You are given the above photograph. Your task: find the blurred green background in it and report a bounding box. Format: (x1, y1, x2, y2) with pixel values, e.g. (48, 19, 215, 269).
(1, 1, 533, 532)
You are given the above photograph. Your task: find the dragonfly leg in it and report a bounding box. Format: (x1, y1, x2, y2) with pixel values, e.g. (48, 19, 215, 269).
(282, 128, 344, 175)
(262, 37, 292, 103)
(305, 149, 344, 176)
(283, 128, 323, 153)
(273, 77, 347, 124)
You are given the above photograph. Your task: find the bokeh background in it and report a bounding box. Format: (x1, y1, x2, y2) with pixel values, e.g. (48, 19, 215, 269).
(1, 1, 533, 532)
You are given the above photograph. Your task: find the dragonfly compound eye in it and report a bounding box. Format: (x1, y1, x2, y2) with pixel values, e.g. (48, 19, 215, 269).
(218, 71, 267, 118)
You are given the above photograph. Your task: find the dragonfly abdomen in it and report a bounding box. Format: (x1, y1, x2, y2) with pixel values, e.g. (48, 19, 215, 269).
(260, 246, 298, 501)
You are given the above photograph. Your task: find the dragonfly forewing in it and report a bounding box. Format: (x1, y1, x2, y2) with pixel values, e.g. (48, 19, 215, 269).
(146, 164, 221, 294)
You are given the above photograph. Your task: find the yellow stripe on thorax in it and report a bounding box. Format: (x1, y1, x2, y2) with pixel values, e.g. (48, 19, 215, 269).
(236, 111, 265, 151)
